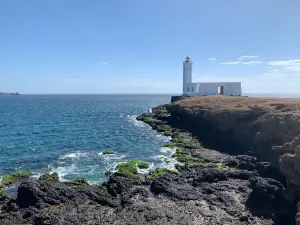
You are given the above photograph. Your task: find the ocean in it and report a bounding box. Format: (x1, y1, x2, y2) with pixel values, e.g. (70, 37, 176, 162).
(0, 95, 174, 183)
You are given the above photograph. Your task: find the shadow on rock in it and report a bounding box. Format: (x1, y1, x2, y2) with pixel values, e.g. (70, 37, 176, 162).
(246, 177, 295, 224)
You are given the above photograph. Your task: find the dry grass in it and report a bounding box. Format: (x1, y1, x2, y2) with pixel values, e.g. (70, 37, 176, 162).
(177, 96, 300, 115)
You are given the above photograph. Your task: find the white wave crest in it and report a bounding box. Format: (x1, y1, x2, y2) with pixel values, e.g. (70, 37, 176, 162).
(59, 151, 88, 160)
(137, 162, 154, 174)
(48, 163, 77, 181)
(127, 115, 146, 127)
(159, 147, 176, 155)
(156, 134, 172, 141)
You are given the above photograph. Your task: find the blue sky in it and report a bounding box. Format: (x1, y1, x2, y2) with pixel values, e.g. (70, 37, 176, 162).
(1, 0, 300, 94)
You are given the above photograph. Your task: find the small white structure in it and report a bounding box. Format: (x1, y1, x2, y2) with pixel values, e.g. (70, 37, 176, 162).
(183, 56, 242, 96)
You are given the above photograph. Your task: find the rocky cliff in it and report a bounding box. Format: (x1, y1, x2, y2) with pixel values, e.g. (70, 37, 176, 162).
(168, 96, 300, 188)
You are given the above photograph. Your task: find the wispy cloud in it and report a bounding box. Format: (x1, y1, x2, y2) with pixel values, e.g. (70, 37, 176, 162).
(267, 59, 300, 66)
(209, 57, 216, 60)
(221, 56, 300, 71)
(96, 60, 109, 66)
(216, 56, 300, 92)
(221, 61, 262, 65)
(237, 55, 258, 60)
(220, 61, 240, 65)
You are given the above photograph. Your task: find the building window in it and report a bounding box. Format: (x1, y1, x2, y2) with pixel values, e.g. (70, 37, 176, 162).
(199, 87, 201, 92)
(191, 87, 194, 92)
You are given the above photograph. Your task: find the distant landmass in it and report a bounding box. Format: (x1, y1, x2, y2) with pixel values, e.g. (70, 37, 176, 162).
(0, 92, 20, 95)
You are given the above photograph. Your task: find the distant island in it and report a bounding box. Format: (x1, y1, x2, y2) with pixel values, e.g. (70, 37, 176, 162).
(0, 92, 20, 95)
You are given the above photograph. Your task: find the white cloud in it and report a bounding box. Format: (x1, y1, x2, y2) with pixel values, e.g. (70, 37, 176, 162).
(221, 57, 300, 70)
(220, 61, 262, 65)
(241, 61, 263, 65)
(220, 61, 240, 65)
(238, 55, 258, 60)
(209, 57, 216, 60)
(287, 66, 300, 72)
(267, 59, 300, 66)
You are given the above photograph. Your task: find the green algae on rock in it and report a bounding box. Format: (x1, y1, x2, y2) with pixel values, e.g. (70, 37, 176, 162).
(39, 172, 60, 182)
(146, 168, 178, 183)
(0, 171, 33, 186)
(103, 150, 115, 155)
(65, 178, 89, 186)
(164, 130, 172, 136)
(163, 143, 177, 148)
(116, 160, 150, 173)
(164, 158, 171, 163)
(172, 148, 206, 168)
(114, 160, 150, 183)
(98, 186, 109, 194)
(104, 170, 113, 176)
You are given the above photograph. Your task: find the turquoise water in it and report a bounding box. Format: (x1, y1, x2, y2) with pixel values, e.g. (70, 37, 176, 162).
(0, 95, 174, 183)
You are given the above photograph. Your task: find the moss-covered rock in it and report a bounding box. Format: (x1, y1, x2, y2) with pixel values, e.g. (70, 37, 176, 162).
(163, 143, 177, 148)
(172, 148, 185, 157)
(0, 188, 8, 201)
(114, 171, 141, 183)
(156, 124, 172, 133)
(105, 170, 113, 176)
(146, 168, 178, 183)
(98, 186, 109, 195)
(39, 172, 59, 182)
(114, 160, 150, 183)
(172, 149, 206, 168)
(171, 136, 185, 144)
(164, 130, 172, 136)
(116, 160, 149, 174)
(164, 158, 171, 163)
(65, 178, 89, 186)
(0, 171, 33, 186)
(103, 150, 115, 155)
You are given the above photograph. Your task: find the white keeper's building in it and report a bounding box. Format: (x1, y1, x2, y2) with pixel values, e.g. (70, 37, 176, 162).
(183, 56, 242, 96)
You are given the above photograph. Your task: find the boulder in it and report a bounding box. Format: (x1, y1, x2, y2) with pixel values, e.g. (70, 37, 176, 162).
(246, 177, 291, 218)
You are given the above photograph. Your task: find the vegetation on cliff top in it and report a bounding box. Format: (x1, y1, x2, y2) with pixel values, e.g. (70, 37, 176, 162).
(39, 172, 60, 182)
(0, 171, 33, 186)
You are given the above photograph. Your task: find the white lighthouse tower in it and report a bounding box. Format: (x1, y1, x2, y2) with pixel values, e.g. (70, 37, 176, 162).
(183, 56, 192, 94)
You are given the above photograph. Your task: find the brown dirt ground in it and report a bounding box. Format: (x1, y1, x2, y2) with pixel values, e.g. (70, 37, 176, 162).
(177, 96, 300, 115)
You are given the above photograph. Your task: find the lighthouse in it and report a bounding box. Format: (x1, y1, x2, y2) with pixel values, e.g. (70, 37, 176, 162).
(183, 56, 192, 95)
(181, 56, 242, 96)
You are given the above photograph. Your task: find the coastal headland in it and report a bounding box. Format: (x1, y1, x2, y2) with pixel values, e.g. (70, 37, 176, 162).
(1, 96, 300, 224)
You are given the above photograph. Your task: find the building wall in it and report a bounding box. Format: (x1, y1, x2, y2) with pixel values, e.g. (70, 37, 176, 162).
(183, 62, 192, 94)
(187, 82, 242, 96)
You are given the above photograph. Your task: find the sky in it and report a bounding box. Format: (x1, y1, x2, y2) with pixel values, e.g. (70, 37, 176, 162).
(1, 0, 300, 94)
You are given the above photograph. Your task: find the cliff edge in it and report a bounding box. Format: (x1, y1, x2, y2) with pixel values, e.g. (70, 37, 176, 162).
(169, 96, 300, 196)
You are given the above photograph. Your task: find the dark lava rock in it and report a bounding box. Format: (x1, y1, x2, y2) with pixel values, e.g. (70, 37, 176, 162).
(106, 175, 136, 196)
(188, 168, 228, 186)
(296, 201, 300, 225)
(246, 177, 291, 218)
(150, 179, 202, 200)
(17, 180, 84, 208)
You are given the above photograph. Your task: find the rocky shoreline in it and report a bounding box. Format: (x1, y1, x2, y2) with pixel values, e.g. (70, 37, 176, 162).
(1, 96, 300, 224)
